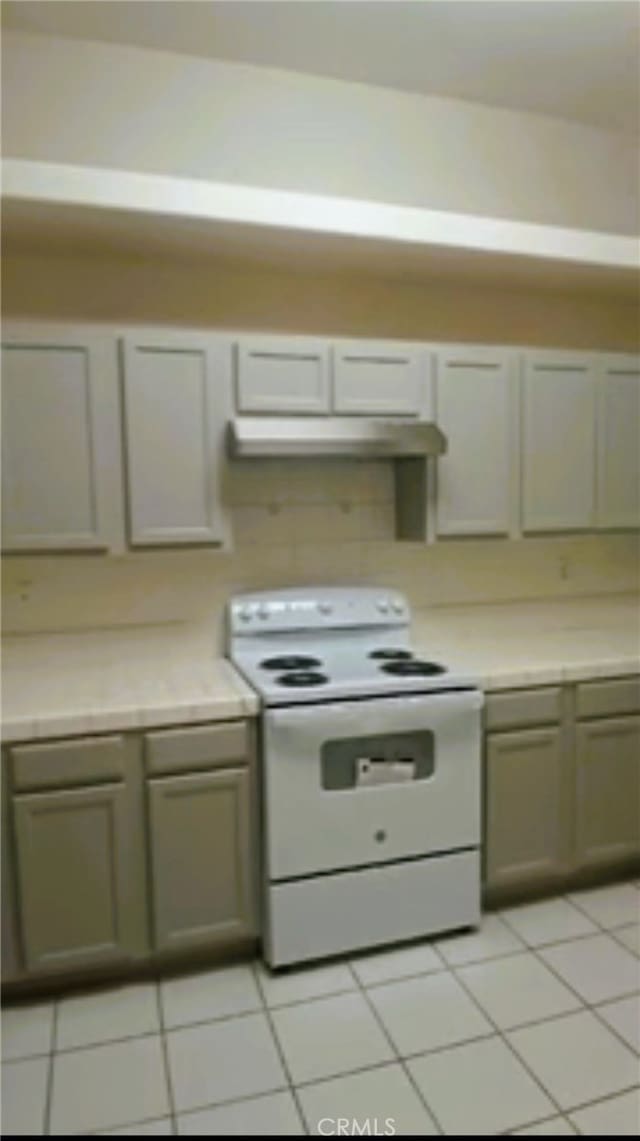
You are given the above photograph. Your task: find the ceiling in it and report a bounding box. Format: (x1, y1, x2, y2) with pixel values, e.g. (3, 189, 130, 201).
(3, 1, 639, 135)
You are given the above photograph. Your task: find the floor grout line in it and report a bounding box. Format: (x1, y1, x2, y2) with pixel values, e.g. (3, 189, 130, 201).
(512, 912, 640, 1052)
(42, 999, 57, 1136)
(445, 959, 569, 1125)
(558, 885, 640, 938)
(250, 959, 310, 1136)
(348, 952, 446, 1135)
(564, 1083, 640, 1126)
(155, 979, 178, 1136)
(88, 1110, 176, 1136)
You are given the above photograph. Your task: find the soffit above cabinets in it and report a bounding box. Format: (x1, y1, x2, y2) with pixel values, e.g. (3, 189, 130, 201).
(2, 159, 638, 297)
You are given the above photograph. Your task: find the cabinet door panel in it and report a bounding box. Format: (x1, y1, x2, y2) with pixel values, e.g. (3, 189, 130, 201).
(148, 769, 254, 953)
(575, 716, 640, 870)
(522, 354, 597, 532)
(333, 341, 424, 416)
(14, 784, 135, 972)
(596, 356, 640, 529)
(485, 727, 567, 891)
(435, 349, 516, 535)
(122, 334, 225, 545)
(236, 337, 329, 414)
(2, 753, 21, 982)
(1, 332, 121, 552)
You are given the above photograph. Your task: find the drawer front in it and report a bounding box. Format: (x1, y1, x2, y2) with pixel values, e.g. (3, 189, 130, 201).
(145, 721, 250, 776)
(11, 735, 125, 792)
(576, 677, 640, 719)
(485, 688, 562, 731)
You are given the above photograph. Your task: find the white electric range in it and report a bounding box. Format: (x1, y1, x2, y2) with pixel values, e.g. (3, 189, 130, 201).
(228, 586, 483, 967)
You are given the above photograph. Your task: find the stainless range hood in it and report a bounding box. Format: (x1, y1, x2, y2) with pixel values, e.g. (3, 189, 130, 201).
(228, 417, 447, 459)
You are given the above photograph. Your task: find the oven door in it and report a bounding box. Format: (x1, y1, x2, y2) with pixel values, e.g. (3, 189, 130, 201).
(263, 689, 483, 881)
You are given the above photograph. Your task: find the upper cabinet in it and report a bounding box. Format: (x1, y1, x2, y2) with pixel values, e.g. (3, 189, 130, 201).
(121, 332, 228, 547)
(233, 335, 427, 418)
(235, 337, 330, 415)
(2, 322, 638, 555)
(521, 352, 597, 533)
(434, 347, 517, 537)
(1, 327, 124, 553)
(332, 341, 425, 416)
(596, 354, 640, 531)
(1, 323, 229, 555)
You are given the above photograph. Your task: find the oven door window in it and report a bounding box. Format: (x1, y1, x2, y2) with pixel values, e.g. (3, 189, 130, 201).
(321, 730, 434, 790)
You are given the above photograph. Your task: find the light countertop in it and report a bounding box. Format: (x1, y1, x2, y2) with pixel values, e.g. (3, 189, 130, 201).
(1, 624, 259, 743)
(2, 595, 639, 743)
(413, 594, 640, 689)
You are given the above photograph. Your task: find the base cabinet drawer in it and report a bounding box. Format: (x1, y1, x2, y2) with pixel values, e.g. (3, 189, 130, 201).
(14, 784, 142, 973)
(575, 716, 640, 871)
(485, 727, 568, 891)
(148, 768, 255, 953)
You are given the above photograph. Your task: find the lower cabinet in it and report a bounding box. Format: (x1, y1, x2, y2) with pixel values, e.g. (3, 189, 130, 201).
(575, 715, 640, 871)
(484, 680, 640, 900)
(14, 783, 140, 973)
(148, 768, 254, 953)
(2, 719, 257, 985)
(1, 752, 21, 981)
(485, 727, 568, 892)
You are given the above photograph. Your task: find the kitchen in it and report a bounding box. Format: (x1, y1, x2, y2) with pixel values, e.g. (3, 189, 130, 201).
(1, 1, 639, 1135)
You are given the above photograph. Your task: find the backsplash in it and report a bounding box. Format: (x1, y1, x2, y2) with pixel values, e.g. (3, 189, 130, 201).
(3, 459, 639, 652)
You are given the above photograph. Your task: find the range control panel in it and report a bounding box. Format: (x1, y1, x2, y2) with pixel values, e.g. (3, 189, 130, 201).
(230, 587, 409, 634)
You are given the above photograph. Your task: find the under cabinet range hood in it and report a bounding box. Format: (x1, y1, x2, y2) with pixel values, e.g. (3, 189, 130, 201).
(227, 417, 447, 459)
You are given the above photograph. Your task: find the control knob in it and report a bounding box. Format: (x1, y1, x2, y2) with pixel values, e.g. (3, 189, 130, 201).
(318, 601, 333, 616)
(377, 598, 390, 614)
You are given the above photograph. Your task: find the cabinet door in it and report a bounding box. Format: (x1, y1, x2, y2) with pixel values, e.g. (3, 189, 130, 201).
(1, 328, 122, 552)
(121, 333, 227, 546)
(596, 355, 640, 530)
(522, 353, 597, 532)
(14, 783, 138, 972)
(148, 769, 254, 953)
(434, 347, 516, 536)
(485, 727, 568, 892)
(236, 336, 330, 414)
(333, 341, 424, 416)
(2, 752, 22, 982)
(575, 716, 640, 871)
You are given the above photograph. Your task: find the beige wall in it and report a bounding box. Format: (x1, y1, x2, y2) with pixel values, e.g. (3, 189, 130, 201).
(2, 29, 638, 235)
(3, 253, 639, 350)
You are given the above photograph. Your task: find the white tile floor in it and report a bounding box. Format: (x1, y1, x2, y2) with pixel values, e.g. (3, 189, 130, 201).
(2, 881, 639, 1136)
